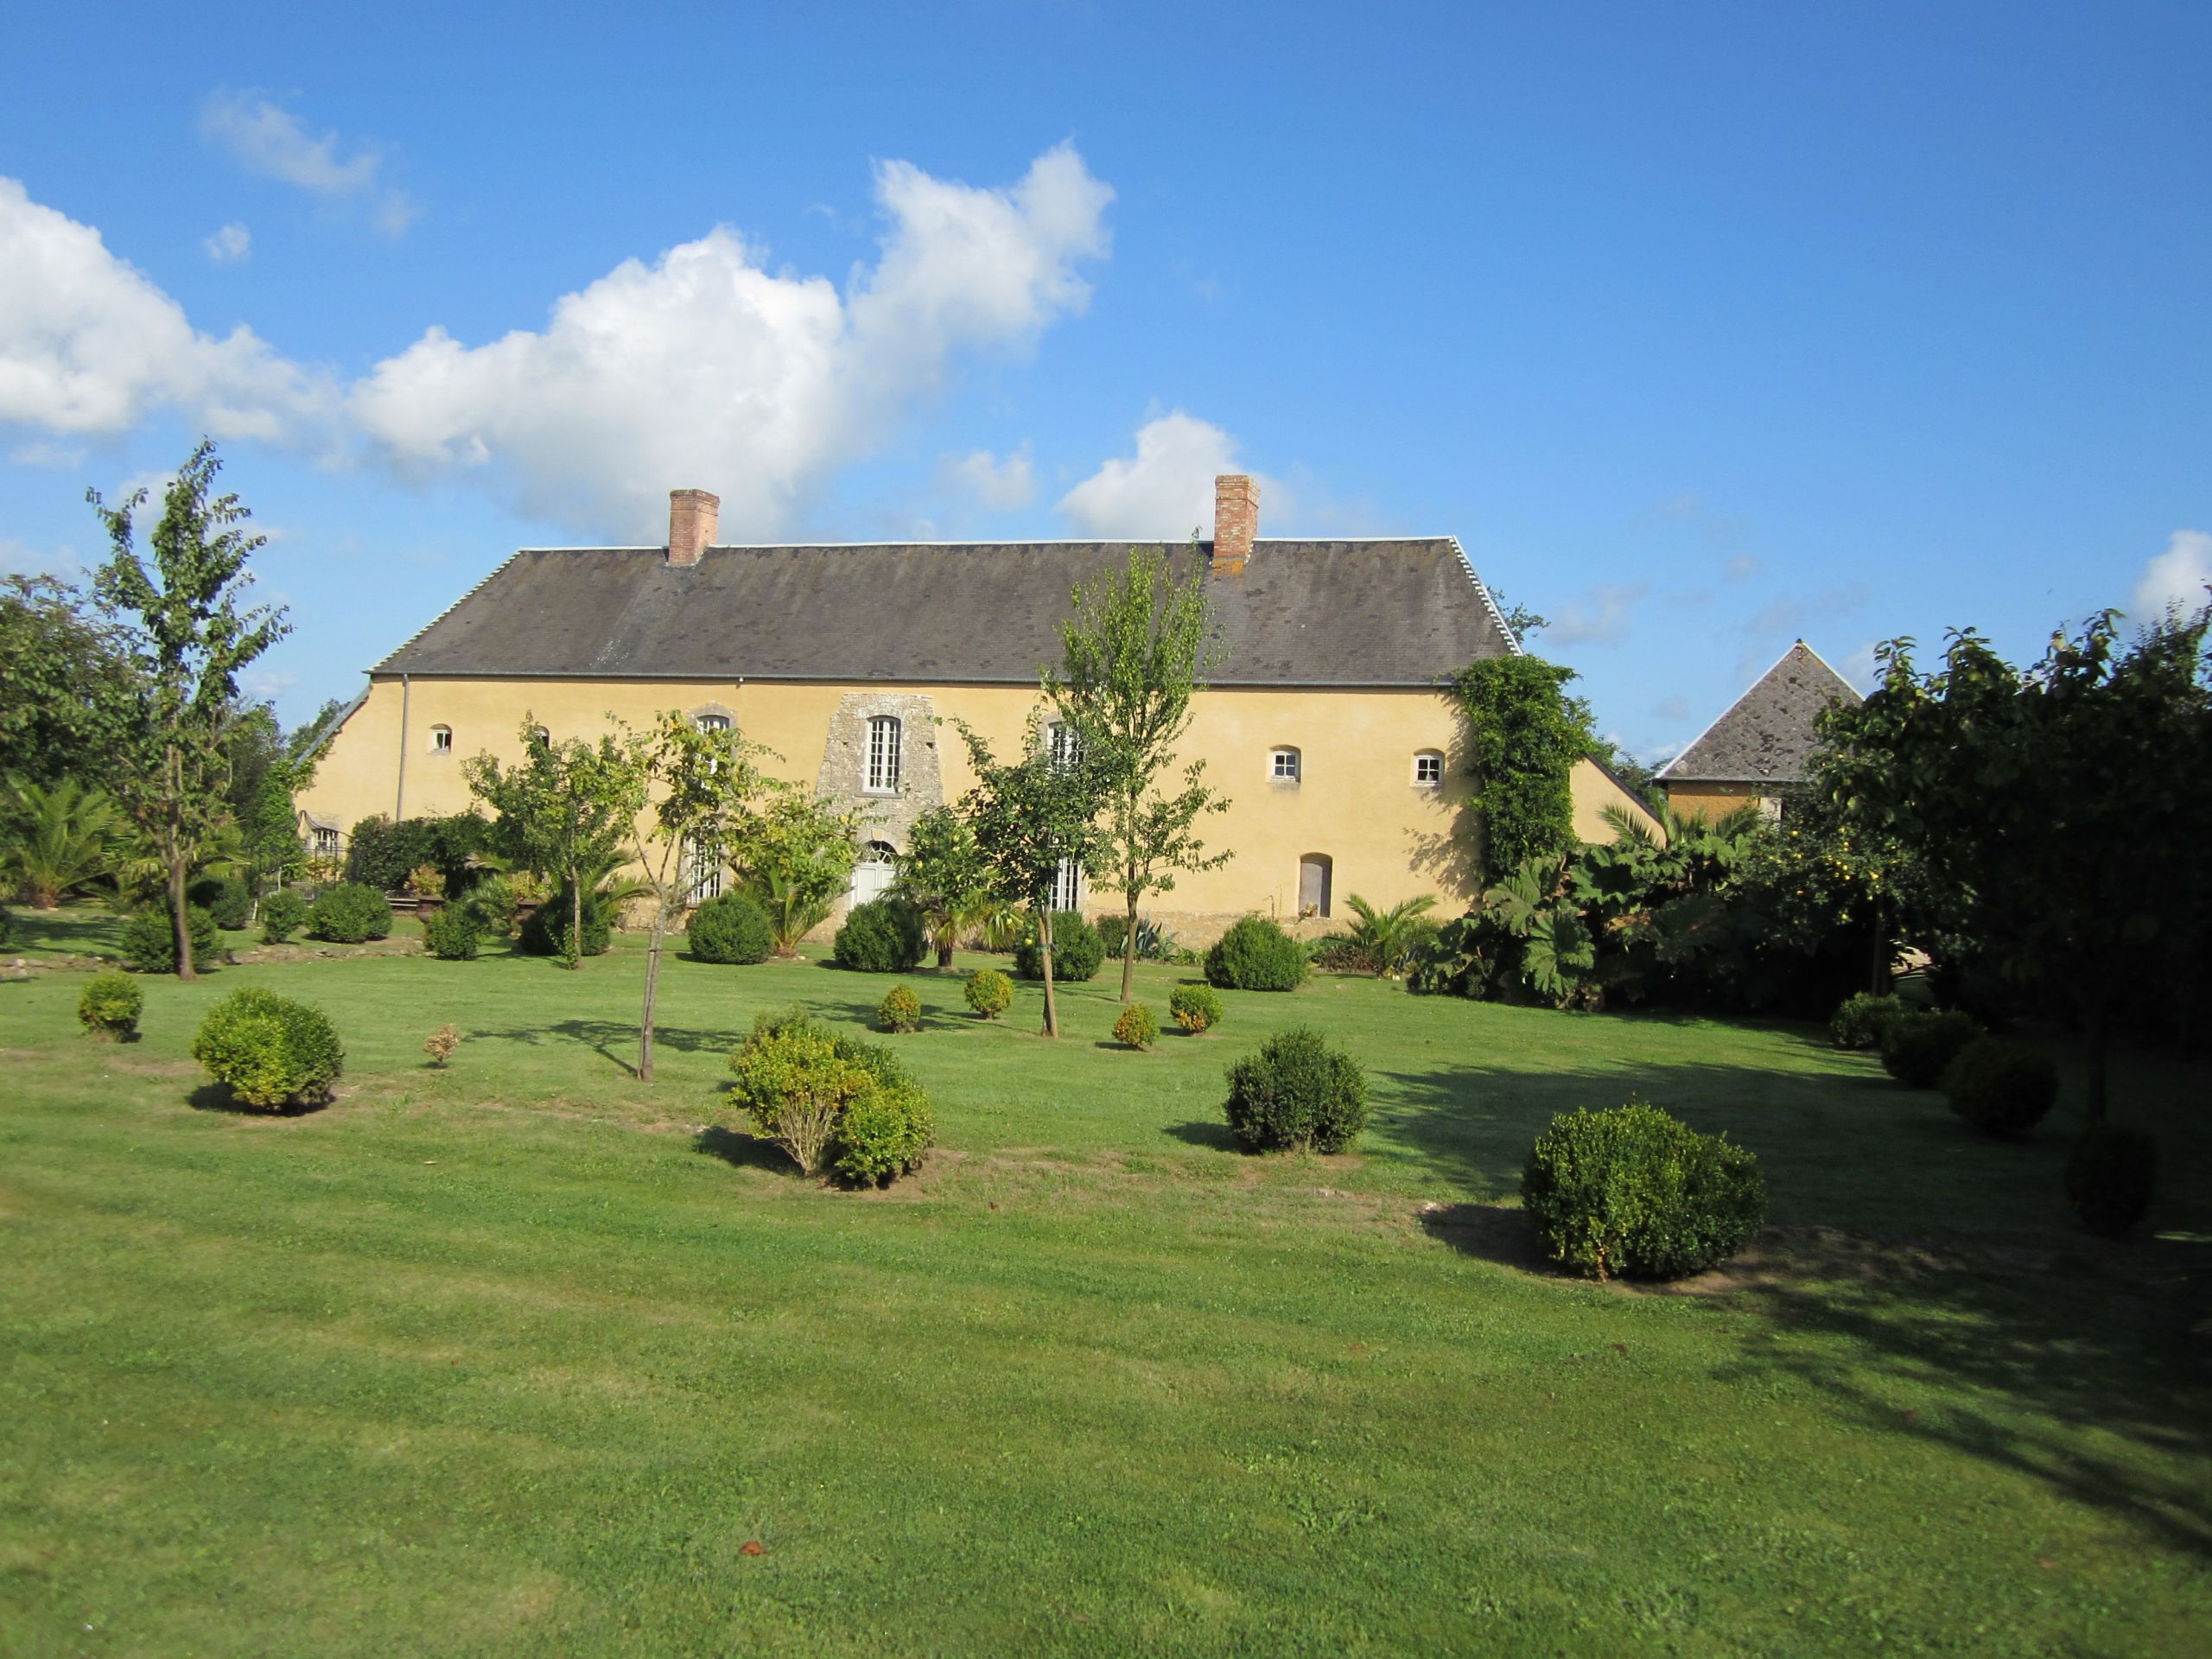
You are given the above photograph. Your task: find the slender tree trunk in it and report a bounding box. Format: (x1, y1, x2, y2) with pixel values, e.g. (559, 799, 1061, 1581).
(568, 862, 583, 970)
(639, 901, 665, 1081)
(168, 847, 195, 981)
(1120, 879, 1139, 1003)
(1039, 906, 1059, 1038)
(937, 927, 954, 969)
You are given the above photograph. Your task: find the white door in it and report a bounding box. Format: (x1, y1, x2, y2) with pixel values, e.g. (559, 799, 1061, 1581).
(849, 842, 897, 908)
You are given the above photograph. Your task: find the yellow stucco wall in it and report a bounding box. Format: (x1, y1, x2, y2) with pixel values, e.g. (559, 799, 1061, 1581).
(1661, 781, 1773, 821)
(299, 675, 1656, 938)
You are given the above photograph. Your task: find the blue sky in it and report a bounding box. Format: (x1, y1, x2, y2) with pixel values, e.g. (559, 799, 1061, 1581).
(3, 2, 2207, 758)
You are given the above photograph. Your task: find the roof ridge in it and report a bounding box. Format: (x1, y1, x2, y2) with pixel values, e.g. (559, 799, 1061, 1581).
(1449, 536, 1524, 658)
(372, 550, 524, 674)
(505, 536, 1462, 553)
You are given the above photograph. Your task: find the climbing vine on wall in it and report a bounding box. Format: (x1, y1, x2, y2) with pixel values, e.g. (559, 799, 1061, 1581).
(1446, 656, 1599, 882)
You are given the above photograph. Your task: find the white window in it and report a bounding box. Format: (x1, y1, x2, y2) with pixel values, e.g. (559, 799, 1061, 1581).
(1051, 855, 1084, 912)
(1048, 720, 1081, 769)
(1270, 747, 1301, 782)
(866, 715, 903, 793)
(1414, 750, 1443, 785)
(683, 836, 724, 903)
(429, 724, 453, 753)
(696, 713, 731, 733)
(311, 828, 340, 857)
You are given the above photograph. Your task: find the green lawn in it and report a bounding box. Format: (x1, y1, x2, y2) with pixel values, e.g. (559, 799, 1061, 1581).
(3, 907, 2207, 1656)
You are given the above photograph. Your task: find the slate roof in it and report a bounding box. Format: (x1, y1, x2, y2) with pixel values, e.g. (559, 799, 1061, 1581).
(373, 539, 1518, 687)
(1657, 641, 1862, 785)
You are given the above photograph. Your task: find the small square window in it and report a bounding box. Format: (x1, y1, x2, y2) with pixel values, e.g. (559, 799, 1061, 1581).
(430, 725, 453, 753)
(1414, 752, 1443, 785)
(1270, 747, 1301, 782)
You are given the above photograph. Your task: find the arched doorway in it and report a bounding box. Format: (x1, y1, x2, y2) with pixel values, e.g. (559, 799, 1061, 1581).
(1298, 854, 1333, 920)
(850, 841, 898, 908)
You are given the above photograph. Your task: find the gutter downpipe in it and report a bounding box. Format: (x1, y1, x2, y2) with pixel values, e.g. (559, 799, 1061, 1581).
(396, 675, 411, 819)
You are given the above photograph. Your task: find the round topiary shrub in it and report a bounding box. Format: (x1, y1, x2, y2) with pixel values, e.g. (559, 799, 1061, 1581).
(726, 1010, 932, 1184)
(2065, 1123, 2158, 1237)
(422, 902, 481, 961)
(964, 968, 1014, 1019)
(1205, 916, 1308, 992)
(835, 898, 929, 973)
(1521, 1101, 1769, 1281)
(1941, 1038, 2058, 1135)
(687, 892, 772, 964)
(258, 888, 308, 944)
(307, 882, 393, 944)
(120, 905, 221, 973)
(79, 970, 143, 1040)
(1222, 1026, 1369, 1153)
(1113, 1002, 1160, 1050)
(518, 887, 612, 958)
(1878, 1009, 1982, 1090)
(834, 1073, 935, 1187)
(1013, 911, 1105, 982)
(1169, 982, 1222, 1033)
(191, 987, 345, 1109)
(188, 875, 254, 931)
(878, 983, 923, 1033)
(1830, 991, 1904, 1051)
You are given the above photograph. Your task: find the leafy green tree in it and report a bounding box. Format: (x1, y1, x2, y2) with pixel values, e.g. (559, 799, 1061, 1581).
(1043, 543, 1231, 1001)
(90, 441, 290, 978)
(0, 574, 139, 789)
(892, 804, 993, 968)
(954, 712, 1104, 1038)
(0, 775, 123, 907)
(731, 791, 869, 957)
(463, 717, 646, 969)
(221, 702, 323, 900)
(618, 712, 768, 1079)
(1446, 655, 1599, 882)
(1818, 610, 2212, 1116)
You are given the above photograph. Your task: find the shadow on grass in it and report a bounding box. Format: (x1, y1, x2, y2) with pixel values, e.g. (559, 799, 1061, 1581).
(1164, 1121, 1241, 1152)
(186, 1082, 326, 1117)
(692, 1123, 798, 1175)
(466, 1018, 749, 1077)
(1416, 1200, 1554, 1273)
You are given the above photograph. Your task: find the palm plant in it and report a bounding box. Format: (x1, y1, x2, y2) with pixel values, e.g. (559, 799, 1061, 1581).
(2, 775, 124, 908)
(739, 868, 842, 957)
(1340, 893, 1441, 976)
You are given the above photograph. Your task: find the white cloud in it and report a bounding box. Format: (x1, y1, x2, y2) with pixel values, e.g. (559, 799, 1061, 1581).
(938, 446, 1035, 511)
(9, 437, 85, 468)
(1549, 582, 1649, 646)
(204, 222, 251, 264)
(0, 536, 86, 577)
(1058, 410, 1282, 539)
(200, 92, 414, 237)
(352, 143, 1112, 538)
(0, 176, 334, 440)
(2132, 530, 2212, 620)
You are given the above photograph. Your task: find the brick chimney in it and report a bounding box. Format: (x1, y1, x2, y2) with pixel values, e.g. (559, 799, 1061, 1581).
(1212, 474, 1258, 578)
(667, 488, 719, 567)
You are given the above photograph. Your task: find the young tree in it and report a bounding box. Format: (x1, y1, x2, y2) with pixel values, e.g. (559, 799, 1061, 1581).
(90, 442, 290, 978)
(954, 712, 1103, 1038)
(1043, 543, 1231, 1001)
(731, 791, 870, 957)
(892, 804, 992, 968)
(619, 712, 767, 1079)
(1820, 610, 2212, 1116)
(463, 717, 646, 969)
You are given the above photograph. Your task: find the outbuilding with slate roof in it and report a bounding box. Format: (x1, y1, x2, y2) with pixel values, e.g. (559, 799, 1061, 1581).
(296, 475, 1656, 939)
(1657, 640, 1861, 821)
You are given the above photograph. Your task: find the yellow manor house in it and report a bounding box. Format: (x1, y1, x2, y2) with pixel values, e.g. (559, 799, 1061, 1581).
(298, 476, 1651, 940)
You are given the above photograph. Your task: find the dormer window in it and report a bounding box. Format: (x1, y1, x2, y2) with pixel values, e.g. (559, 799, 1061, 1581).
(866, 715, 903, 793)
(429, 724, 453, 754)
(1270, 747, 1301, 783)
(1414, 750, 1443, 786)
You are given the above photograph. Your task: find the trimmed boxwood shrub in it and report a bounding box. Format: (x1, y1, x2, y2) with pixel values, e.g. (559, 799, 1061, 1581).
(687, 892, 772, 964)
(1014, 911, 1105, 982)
(1879, 1009, 1982, 1090)
(878, 983, 923, 1033)
(1521, 1101, 1768, 1281)
(2065, 1124, 2158, 1237)
(835, 898, 929, 973)
(1942, 1038, 2058, 1135)
(964, 969, 1014, 1019)
(833, 1072, 935, 1186)
(1170, 983, 1222, 1033)
(1112, 1002, 1160, 1050)
(422, 902, 481, 961)
(1830, 991, 1904, 1051)
(121, 905, 221, 973)
(1223, 1026, 1369, 1153)
(78, 970, 143, 1040)
(188, 874, 253, 931)
(191, 987, 344, 1109)
(518, 887, 612, 958)
(258, 888, 308, 944)
(1205, 916, 1308, 992)
(726, 1009, 932, 1184)
(307, 882, 393, 944)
